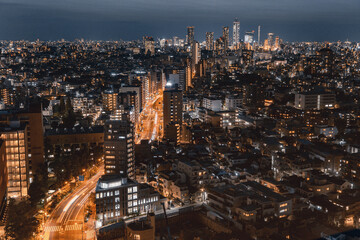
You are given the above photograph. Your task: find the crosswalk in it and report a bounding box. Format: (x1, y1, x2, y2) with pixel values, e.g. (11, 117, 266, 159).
(44, 225, 63, 232)
(44, 224, 83, 232)
(65, 224, 83, 231)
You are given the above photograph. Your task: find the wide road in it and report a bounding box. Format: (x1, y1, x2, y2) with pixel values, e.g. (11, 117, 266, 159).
(43, 167, 104, 240)
(136, 94, 162, 144)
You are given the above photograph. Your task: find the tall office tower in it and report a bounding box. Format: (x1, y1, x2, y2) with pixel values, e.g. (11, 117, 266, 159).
(223, 26, 230, 50)
(206, 32, 214, 50)
(274, 36, 280, 49)
(142, 76, 150, 104)
(143, 36, 155, 55)
(173, 36, 179, 46)
(104, 109, 135, 179)
(268, 33, 274, 47)
(258, 25, 261, 45)
(232, 19, 240, 46)
(163, 88, 183, 143)
(0, 123, 28, 199)
(103, 89, 118, 112)
(186, 64, 192, 91)
(244, 31, 255, 45)
(191, 41, 200, 69)
(264, 39, 270, 51)
(187, 26, 194, 46)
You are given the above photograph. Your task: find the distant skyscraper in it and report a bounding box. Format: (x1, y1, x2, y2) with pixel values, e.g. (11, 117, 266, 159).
(187, 26, 194, 46)
(244, 31, 255, 45)
(232, 19, 240, 46)
(206, 32, 214, 50)
(258, 25, 261, 45)
(173, 36, 179, 46)
(143, 36, 155, 55)
(274, 36, 280, 49)
(268, 33, 274, 47)
(104, 109, 135, 179)
(191, 41, 200, 69)
(223, 26, 230, 50)
(264, 39, 270, 51)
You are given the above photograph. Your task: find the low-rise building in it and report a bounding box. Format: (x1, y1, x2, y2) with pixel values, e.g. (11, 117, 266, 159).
(95, 175, 164, 226)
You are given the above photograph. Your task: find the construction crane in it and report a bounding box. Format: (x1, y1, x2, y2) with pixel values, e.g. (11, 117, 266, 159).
(161, 202, 172, 240)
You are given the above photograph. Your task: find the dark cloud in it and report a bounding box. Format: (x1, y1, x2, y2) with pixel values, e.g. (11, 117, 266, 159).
(0, 0, 359, 41)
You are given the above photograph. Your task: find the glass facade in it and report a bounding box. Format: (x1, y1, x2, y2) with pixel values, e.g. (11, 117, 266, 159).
(1, 129, 28, 199)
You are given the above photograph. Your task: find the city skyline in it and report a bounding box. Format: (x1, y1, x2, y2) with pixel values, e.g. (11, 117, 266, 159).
(1, 1, 360, 239)
(0, 0, 360, 42)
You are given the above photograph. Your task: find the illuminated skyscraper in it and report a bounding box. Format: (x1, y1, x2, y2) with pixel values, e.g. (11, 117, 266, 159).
(187, 26, 194, 46)
(206, 32, 214, 50)
(264, 39, 270, 51)
(143, 36, 155, 55)
(274, 36, 280, 49)
(268, 33, 274, 47)
(258, 25, 261, 45)
(173, 36, 179, 46)
(232, 19, 240, 46)
(104, 109, 135, 179)
(191, 41, 200, 69)
(223, 26, 230, 50)
(244, 31, 255, 45)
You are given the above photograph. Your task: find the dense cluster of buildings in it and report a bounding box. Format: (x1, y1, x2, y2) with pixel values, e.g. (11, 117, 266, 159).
(0, 18, 360, 239)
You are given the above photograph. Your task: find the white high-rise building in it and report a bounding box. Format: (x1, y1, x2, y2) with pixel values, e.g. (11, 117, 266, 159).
(232, 18, 240, 46)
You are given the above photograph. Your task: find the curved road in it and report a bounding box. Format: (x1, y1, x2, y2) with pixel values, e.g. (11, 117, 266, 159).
(43, 167, 104, 240)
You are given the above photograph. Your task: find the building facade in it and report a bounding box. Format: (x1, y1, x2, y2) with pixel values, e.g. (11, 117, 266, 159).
(233, 19, 240, 47)
(104, 116, 135, 179)
(163, 88, 183, 143)
(95, 175, 163, 226)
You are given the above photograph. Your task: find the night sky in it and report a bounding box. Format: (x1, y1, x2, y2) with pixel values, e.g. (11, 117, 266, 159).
(0, 0, 359, 42)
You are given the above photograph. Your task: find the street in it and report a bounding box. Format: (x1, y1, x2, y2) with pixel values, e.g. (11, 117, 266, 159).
(42, 167, 104, 240)
(136, 94, 163, 144)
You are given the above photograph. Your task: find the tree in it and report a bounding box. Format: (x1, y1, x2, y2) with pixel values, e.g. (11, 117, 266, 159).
(28, 163, 48, 206)
(65, 97, 73, 112)
(62, 98, 76, 129)
(59, 97, 66, 115)
(5, 199, 39, 240)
